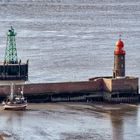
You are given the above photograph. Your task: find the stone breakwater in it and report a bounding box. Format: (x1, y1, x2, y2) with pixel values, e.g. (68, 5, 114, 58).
(0, 76, 138, 103)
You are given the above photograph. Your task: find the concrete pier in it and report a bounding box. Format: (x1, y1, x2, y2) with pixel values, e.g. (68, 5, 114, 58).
(0, 76, 138, 103)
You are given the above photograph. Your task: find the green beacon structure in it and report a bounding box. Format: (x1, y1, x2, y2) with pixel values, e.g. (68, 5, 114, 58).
(0, 27, 28, 80)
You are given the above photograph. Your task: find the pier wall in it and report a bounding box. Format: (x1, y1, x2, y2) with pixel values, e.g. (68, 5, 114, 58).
(103, 77, 138, 92)
(111, 77, 138, 92)
(103, 78, 112, 92)
(0, 79, 103, 96)
(0, 76, 138, 103)
(23, 79, 103, 95)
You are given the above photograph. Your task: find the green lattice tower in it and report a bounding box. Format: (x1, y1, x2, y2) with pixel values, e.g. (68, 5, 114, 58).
(4, 27, 18, 64)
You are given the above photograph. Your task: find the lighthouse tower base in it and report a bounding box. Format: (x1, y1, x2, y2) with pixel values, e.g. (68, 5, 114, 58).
(0, 62, 28, 81)
(102, 76, 139, 103)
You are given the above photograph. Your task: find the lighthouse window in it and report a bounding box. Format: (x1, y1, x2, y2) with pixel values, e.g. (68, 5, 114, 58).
(121, 64, 123, 68)
(121, 56, 123, 60)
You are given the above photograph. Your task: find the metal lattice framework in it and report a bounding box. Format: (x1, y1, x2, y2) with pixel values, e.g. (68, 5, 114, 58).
(4, 27, 18, 64)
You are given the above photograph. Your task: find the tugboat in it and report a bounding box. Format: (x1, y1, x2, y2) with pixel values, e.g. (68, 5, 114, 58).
(2, 83, 27, 110)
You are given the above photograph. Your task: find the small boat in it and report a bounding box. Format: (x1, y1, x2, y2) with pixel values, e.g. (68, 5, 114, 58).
(2, 83, 27, 110)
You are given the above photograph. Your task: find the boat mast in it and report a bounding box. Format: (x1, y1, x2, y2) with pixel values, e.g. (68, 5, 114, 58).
(10, 83, 14, 101)
(21, 85, 24, 94)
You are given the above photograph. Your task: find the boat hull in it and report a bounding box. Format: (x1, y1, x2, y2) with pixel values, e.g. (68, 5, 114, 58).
(3, 103, 27, 110)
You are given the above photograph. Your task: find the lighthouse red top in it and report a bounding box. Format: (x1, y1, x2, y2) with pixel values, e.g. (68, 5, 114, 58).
(114, 38, 125, 55)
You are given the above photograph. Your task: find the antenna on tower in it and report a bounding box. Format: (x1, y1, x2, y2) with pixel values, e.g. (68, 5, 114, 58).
(119, 34, 122, 39)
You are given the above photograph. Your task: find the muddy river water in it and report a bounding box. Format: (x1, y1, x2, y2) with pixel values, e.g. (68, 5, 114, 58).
(0, 103, 139, 140)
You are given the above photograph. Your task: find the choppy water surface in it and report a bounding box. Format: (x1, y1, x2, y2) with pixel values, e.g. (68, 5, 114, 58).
(0, 0, 139, 83)
(0, 0, 140, 140)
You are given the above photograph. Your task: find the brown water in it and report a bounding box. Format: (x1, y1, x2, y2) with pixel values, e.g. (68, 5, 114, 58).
(0, 103, 139, 140)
